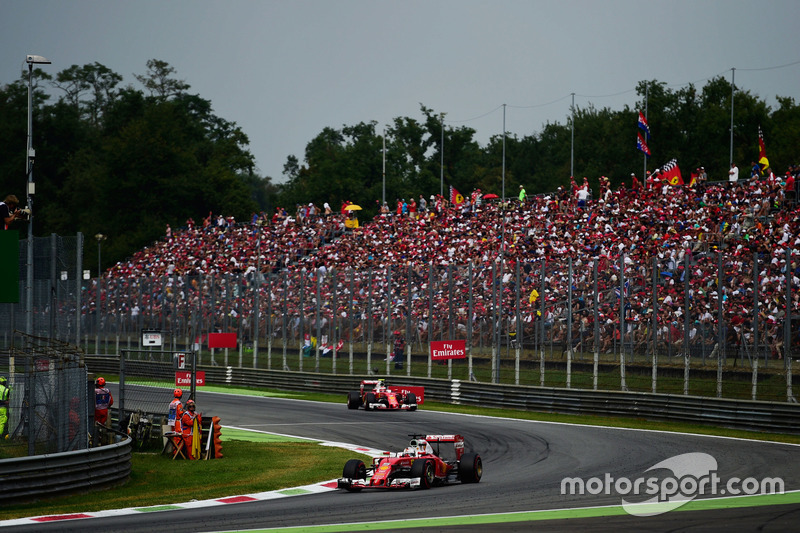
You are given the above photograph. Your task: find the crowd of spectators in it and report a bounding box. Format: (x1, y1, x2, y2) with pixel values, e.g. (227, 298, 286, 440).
(93, 164, 800, 360)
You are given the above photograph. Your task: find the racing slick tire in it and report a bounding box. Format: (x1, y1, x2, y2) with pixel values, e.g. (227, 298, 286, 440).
(458, 452, 482, 483)
(347, 391, 362, 409)
(405, 392, 417, 411)
(411, 458, 434, 489)
(342, 459, 367, 492)
(364, 392, 376, 411)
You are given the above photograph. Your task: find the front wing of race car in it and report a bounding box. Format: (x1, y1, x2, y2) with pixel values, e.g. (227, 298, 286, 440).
(365, 401, 417, 410)
(337, 476, 422, 490)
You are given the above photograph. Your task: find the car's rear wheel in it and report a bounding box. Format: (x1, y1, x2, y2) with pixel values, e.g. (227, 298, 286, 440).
(405, 392, 417, 411)
(364, 392, 376, 410)
(342, 459, 366, 492)
(459, 452, 482, 483)
(411, 459, 434, 489)
(347, 391, 361, 409)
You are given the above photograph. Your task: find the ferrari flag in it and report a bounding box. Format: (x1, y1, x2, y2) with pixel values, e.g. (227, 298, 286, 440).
(637, 111, 650, 138)
(758, 126, 769, 173)
(637, 132, 651, 156)
(661, 159, 683, 186)
(450, 186, 465, 206)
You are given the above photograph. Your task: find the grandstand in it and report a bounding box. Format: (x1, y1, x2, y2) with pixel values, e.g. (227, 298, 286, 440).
(77, 172, 800, 385)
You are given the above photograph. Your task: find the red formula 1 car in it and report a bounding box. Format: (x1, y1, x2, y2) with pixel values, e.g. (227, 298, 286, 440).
(337, 434, 482, 491)
(346, 379, 424, 411)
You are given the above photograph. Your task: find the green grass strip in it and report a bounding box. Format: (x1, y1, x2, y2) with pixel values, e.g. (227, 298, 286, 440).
(221, 427, 314, 443)
(216, 491, 800, 532)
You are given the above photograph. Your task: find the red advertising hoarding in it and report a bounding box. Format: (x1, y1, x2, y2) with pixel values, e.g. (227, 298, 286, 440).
(430, 340, 466, 361)
(388, 385, 425, 404)
(208, 333, 237, 349)
(175, 371, 206, 387)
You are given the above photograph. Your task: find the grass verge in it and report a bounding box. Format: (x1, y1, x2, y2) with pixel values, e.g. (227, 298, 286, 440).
(0, 439, 364, 521)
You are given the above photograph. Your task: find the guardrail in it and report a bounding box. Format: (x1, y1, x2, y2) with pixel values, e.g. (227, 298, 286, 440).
(0, 436, 132, 503)
(86, 356, 800, 435)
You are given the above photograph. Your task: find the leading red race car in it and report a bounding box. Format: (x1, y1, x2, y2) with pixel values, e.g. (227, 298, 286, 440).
(347, 379, 423, 410)
(337, 434, 482, 491)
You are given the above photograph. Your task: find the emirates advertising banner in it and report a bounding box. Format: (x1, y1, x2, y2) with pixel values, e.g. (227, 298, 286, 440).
(176, 371, 206, 387)
(430, 340, 466, 361)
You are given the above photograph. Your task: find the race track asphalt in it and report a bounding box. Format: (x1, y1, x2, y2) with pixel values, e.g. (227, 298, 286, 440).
(6, 389, 799, 532)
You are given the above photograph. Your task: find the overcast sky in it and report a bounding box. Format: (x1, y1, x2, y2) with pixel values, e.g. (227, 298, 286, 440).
(2, 0, 798, 183)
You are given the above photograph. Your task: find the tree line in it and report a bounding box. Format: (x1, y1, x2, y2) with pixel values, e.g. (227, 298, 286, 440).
(0, 59, 798, 269)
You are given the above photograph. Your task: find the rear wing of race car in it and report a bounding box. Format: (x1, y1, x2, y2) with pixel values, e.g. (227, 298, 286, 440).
(424, 434, 464, 443)
(422, 434, 465, 460)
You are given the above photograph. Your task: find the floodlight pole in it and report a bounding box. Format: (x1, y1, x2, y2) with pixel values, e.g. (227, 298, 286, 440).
(440, 113, 445, 198)
(95, 233, 106, 352)
(25, 54, 51, 336)
(729, 67, 735, 166)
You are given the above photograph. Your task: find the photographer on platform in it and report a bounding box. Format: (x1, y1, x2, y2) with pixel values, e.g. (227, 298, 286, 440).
(1, 195, 24, 230)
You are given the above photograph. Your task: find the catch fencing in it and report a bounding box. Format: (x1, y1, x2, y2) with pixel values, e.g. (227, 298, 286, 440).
(0, 332, 90, 456)
(1, 233, 798, 403)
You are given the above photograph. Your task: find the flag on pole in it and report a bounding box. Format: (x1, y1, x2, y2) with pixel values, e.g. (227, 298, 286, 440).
(636, 132, 651, 156)
(637, 111, 650, 138)
(449, 186, 464, 206)
(661, 159, 683, 186)
(758, 126, 769, 173)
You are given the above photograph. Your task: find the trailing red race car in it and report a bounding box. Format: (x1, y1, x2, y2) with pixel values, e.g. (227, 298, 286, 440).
(337, 434, 482, 491)
(347, 379, 424, 411)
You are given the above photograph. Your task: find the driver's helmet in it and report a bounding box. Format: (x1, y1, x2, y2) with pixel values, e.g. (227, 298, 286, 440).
(405, 438, 432, 456)
(416, 439, 433, 455)
(375, 380, 387, 392)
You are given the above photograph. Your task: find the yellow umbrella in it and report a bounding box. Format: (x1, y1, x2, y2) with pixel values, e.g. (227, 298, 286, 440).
(344, 204, 362, 211)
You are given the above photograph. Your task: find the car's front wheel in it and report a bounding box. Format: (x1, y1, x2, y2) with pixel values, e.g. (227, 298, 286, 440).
(347, 391, 362, 409)
(405, 392, 417, 411)
(364, 392, 376, 410)
(342, 459, 366, 492)
(411, 458, 434, 489)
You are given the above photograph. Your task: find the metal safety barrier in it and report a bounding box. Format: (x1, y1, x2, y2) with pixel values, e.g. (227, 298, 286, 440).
(85, 356, 800, 435)
(0, 436, 132, 503)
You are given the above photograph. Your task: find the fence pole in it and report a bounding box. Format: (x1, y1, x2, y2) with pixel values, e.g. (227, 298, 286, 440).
(315, 270, 321, 373)
(265, 272, 272, 370)
(366, 269, 373, 375)
(428, 263, 434, 379)
(491, 261, 498, 384)
(332, 267, 338, 375)
(447, 264, 454, 381)
(514, 262, 521, 385)
(253, 257, 261, 369)
(385, 265, 392, 376)
(406, 264, 412, 376)
(593, 259, 599, 390)
(717, 251, 724, 398)
(75, 232, 83, 347)
(566, 258, 573, 389)
(784, 247, 792, 369)
(468, 262, 474, 381)
(752, 357, 758, 401)
(348, 269, 354, 375)
(540, 260, 546, 388)
(282, 270, 288, 371)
